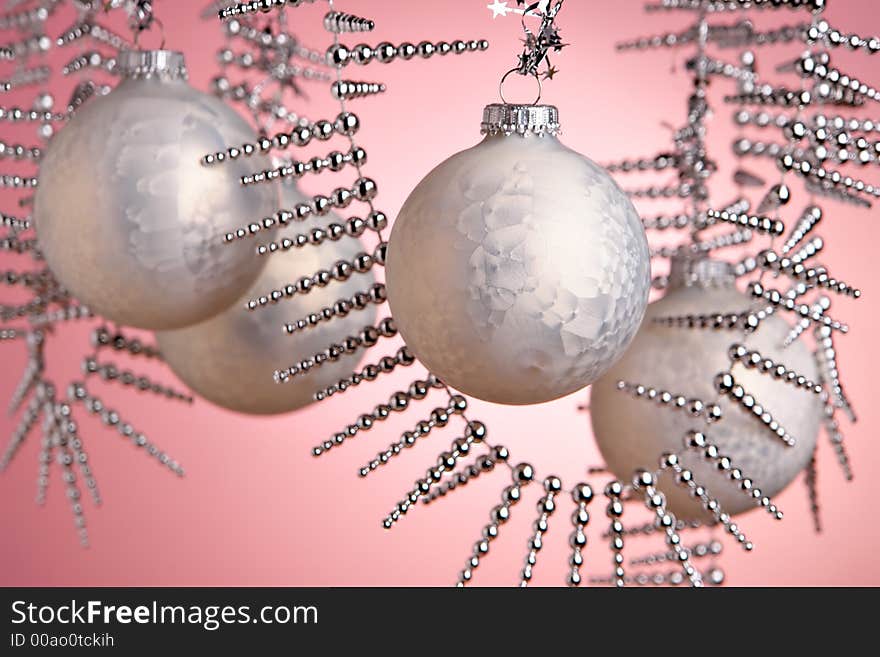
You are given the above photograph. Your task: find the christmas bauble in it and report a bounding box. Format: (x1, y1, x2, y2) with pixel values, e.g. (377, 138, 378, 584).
(385, 104, 651, 405)
(590, 256, 823, 517)
(34, 50, 278, 330)
(156, 182, 378, 415)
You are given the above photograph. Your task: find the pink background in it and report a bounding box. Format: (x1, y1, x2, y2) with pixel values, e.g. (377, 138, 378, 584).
(1, 0, 878, 586)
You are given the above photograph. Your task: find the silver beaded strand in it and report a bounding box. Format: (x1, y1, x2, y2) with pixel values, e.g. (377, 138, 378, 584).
(456, 463, 534, 587)
(312, 345, 414, 401)
(282, 283, 386, 336)
(273, 317, 397, 383)
(67, 383, 185, 477)
(423, 447, 507, 505)
(630, 540, 723, 566)
(311, 375, 443, 457)
(683, 430, 784, 519)
(632, 470, 703, 587)
(520, 476, 561, 587)
(81, 357, 194, 403)
(381, 416, 486, 528)
(814, 325, 855, 421)
(614, 380, 724, 424)
(605, 480, 626, 588)
(357, 401, 470, 478)
(805, 450, 821, 532)
(566, 483, 593, 587)
(727, 343, 824, 394)
(660, 453, 754, 551)
(714, 371, 797, 447)
(0, 0, 193, 544)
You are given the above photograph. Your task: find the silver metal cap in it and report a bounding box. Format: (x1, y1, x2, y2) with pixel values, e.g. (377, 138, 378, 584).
(117, 49, 188, 81)
(481, 103, 560, 137)
(668, 253, 736, 289)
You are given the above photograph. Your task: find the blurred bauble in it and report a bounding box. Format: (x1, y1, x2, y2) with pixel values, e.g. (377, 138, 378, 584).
(386, 104, 650, 405)
(34, 50, 278, 330)
(590, 255, 823, 518)
(156, 182, 378, 415)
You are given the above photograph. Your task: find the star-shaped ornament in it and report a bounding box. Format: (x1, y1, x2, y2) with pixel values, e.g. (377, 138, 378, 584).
(487, 1, 510, 18)
(542, 65, 559, 80)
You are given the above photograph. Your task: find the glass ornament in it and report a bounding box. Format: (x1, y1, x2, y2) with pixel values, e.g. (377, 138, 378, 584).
(34, 49, 278, 330)
(156, 182, 377, 415)
(590, 255, 823, 518)
(385, 104, 651, 405)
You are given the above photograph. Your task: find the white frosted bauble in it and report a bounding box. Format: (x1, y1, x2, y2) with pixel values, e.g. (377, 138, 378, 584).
(385, 105, 651, 405)
(590, 257, 823, 518)
(34, 50, 278, 330)
(156, 182, 377, 415)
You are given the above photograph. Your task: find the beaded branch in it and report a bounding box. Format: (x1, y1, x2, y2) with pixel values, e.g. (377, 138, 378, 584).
(0, 0, 190, 546)
(206, 0, 870, 588)
(601, 0, 865, 585)
(206, 0, 738, 588)
(614, 381, 724, 424)
(263, 0, 862, 587)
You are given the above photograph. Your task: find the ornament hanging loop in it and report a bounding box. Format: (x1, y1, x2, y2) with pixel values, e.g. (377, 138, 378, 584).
(499, 68, 542, 106)
(133, 15, 166, 50)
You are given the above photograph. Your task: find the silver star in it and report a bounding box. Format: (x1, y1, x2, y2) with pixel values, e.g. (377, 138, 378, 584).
(487, 1, 510, 19)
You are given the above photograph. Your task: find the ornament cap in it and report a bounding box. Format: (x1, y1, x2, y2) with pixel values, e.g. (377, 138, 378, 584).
(480, 103, 560, 137)
(117, 49, 188, 81)
(668, 253, 735, 289)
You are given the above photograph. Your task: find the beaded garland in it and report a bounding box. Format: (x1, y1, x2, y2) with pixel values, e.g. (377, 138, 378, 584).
(207, 0, 730, 587)
(0, 1, 192, 545)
